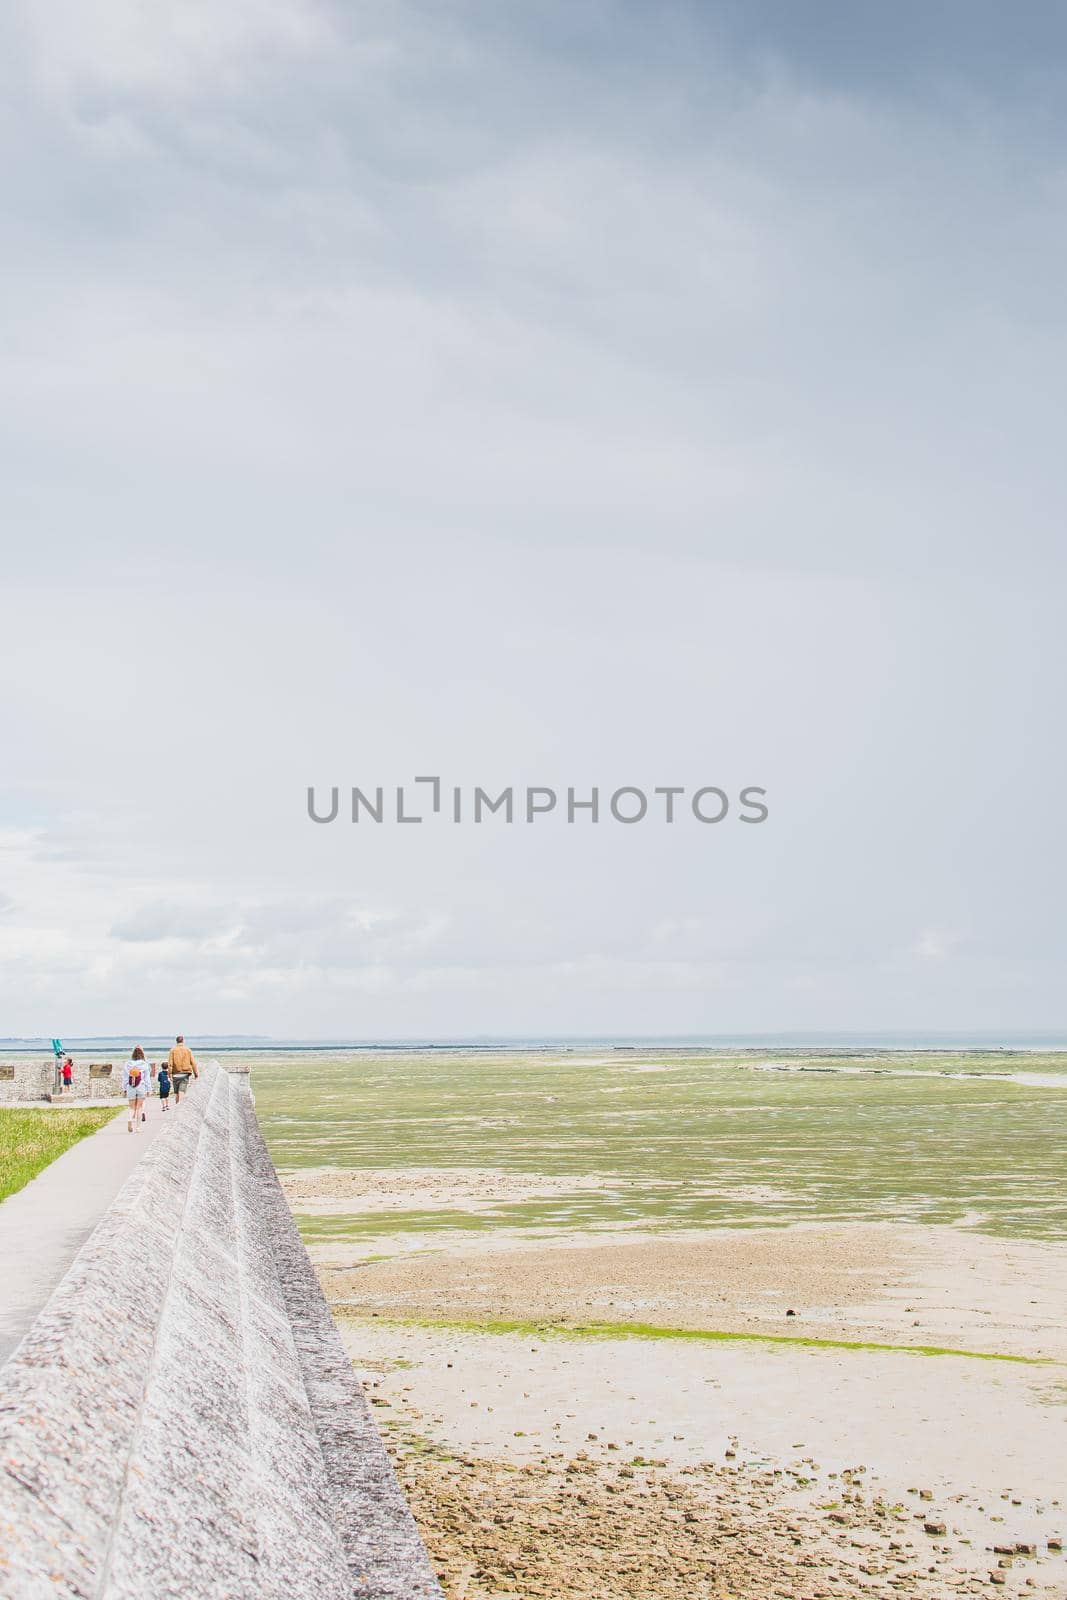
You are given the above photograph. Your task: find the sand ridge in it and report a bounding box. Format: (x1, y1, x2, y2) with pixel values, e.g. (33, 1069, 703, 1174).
(317, 1218, 1067, 1361)
(281, 1164, 792, 1216)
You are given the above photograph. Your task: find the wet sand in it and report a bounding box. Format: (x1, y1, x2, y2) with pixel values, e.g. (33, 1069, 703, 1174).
(282, 1167, 1067, 1597)
(316, 1213, 1067, 1362)
(342, 1317, 1067, 1586)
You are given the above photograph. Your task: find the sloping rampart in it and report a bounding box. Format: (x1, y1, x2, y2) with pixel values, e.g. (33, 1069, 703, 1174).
(0, 1062, 442, 1599)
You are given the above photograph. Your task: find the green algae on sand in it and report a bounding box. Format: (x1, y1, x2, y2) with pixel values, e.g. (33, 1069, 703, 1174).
(336, 1309, 1052, 1365)
(256, 1047, 1067, 1243)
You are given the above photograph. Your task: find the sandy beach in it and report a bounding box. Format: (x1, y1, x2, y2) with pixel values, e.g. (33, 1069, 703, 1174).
(282, 1166, 1067, 1597)
(259, 1049, 1067, 1599)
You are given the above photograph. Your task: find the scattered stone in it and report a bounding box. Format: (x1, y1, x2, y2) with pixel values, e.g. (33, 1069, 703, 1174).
(394, 1442, 985, 1600)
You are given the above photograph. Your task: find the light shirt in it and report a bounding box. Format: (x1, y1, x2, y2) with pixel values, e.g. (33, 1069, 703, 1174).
(122, 1061, 148, 1096)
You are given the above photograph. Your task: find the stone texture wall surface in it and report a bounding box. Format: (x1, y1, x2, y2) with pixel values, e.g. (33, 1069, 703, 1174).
(0, 1061, 443, 1599)
(0, 1059, 123, 1102)
(0, 1060, 56, 1101)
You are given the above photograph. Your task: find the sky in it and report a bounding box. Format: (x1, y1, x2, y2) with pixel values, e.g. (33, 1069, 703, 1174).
(1, 1, 1065, 1038)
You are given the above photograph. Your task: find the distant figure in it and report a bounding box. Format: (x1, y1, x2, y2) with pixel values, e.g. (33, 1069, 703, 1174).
(123, 1047, 149, 1133)
(168, 1036, 198, 1107)
(157, 1059, 171, 1111)
(61, 1057, 73, 1095)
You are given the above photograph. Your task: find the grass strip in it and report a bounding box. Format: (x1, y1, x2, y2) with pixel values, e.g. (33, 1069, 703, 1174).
(0, 1107, 119, 1203)
(337, 1309, 1050, 1365)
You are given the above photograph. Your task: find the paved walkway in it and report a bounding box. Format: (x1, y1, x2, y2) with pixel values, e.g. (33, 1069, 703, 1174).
(0, 1100, 173, 1366)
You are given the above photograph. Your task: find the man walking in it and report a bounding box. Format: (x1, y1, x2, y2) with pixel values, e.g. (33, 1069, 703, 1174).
(167, 1036, 199, 1106)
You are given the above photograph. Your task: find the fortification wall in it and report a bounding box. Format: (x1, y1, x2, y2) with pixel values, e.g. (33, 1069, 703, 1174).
(0, 1061, 443, 1599)
(0, 1058, 123, 1101)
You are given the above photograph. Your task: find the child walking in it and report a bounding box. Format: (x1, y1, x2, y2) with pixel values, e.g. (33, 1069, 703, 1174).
(157, 1060, 171, 1111)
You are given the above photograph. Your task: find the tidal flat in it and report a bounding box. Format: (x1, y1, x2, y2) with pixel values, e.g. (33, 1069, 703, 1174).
(255, 1049, 1067, 1598)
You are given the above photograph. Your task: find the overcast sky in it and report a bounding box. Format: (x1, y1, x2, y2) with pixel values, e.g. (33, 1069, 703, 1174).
(1, 1, 1064, 1039)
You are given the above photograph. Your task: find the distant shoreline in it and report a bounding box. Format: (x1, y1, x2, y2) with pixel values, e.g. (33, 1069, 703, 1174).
(5, 1030, 1067, 1055)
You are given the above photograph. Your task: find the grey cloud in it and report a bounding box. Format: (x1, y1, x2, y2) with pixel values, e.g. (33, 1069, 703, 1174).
(2, 1, 1064, 587)
(703, 0, 1067, 102)
(110, 903, 236, 943)
(232, 902, 450, 964)
(0, 4, 1063, 1035)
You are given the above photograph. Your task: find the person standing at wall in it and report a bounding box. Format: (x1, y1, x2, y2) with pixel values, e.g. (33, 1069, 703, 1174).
(168, 1036, 198, 1107)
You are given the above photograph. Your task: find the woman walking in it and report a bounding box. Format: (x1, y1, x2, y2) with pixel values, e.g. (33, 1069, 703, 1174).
(123, 1046, 149, 1132)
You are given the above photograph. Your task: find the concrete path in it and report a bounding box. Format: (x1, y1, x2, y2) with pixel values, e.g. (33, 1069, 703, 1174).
(0, 1098, 174, 1366)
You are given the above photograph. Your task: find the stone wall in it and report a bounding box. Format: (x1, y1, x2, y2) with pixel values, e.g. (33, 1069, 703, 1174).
(0, 1061, 443, 1598)
(0, 1058, 124, 1101)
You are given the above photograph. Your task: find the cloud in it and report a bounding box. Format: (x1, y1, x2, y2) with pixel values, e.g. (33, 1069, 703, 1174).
(911, 929, 956, 962)
(0, 6, 1063, 1034)
(3, 0, 1066, 585)
(109, 903, 237, 943)
(17, 0, 327, 102)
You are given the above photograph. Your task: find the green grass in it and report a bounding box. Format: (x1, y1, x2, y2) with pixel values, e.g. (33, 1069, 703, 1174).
(254, 1048, 1067, 1243)
(0, 1106, 119, 1203)
(339, 1310, 1050, 1365)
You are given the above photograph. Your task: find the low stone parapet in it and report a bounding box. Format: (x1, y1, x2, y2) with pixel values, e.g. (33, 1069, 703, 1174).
(0, 1059, 57, 1101)
(0, 1061, 443, 1598)
(0, 1059, 124, 1102)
